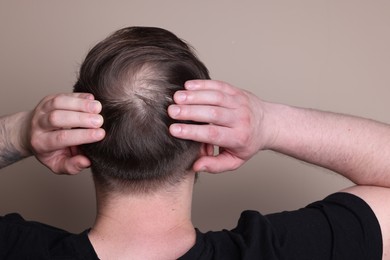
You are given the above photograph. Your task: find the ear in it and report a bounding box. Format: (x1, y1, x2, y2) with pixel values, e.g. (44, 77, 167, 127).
(199, 143, 214, 157)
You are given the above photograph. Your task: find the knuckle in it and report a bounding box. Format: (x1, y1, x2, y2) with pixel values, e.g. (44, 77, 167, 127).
(40, 95, 55, 104)
(48, 110, 61, 126)
(236, 132, 250, 146)
(39, 95, 54, 111)
(234, 92, 249, 107)
(50, 95, 65, 109)
(213, 92, 226, 105)
(207, 126, 221, 141)
(208, 107, 220, 121)
(230, 87, 240, 96)
(55, 130, 68, 144)
(240, 107, 252, 125)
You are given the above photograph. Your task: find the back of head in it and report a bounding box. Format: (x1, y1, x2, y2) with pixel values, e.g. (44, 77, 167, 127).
(73, 26, 210, 194)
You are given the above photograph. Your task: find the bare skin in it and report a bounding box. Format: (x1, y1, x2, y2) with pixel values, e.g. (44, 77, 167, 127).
(0, 93, 105, 174)
(168, 79, 390, 259)
(89, 173, 197, 260)
(2, 82, 390, 258)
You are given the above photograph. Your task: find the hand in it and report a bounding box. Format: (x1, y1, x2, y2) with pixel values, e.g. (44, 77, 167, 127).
(168, 80, 269, 173)
(29, 93, 105, 174)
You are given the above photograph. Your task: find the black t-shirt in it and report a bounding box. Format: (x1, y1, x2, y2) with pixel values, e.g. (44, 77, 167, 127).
(0, 193, 382, 259)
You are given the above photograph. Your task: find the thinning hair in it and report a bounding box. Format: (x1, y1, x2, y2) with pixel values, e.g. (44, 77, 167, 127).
(73, 27, 210, 194)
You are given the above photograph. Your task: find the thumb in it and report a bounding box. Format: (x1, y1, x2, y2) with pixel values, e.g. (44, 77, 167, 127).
(193, 154, 244, 173)
(62, 156, 91, 175)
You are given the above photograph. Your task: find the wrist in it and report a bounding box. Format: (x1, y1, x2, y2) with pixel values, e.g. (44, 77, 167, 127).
(21, 111, 34, 157)
(0, 111, 32, 169)
(260, 101, 290, 151)
(14, 111, 33, 157)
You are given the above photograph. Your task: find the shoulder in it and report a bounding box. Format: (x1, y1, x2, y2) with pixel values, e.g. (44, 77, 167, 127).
(0, 213, 98, 259)
(181, 192, 382, 260)
(266, 192, 382, 259)
(181, 211, 280, 260)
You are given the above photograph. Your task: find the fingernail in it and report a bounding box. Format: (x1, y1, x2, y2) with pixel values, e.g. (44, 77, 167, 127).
(91, 115, 103, 126)
(170, 124, 182, 135)
(175, 92, 187, 102)
(94, 129, 105, 139)
(89, 101, 101, 113)
(185, 82, 196, 90)
(168, 105, 181, 117)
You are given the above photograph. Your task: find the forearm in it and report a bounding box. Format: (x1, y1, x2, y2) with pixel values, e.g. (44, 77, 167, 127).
(168, 79, 390, 179)
(0, 111, 32, 169)
(263, 102, 390, 187)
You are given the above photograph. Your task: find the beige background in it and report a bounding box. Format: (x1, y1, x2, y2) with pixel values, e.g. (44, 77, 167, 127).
(0, 1, 389, 233)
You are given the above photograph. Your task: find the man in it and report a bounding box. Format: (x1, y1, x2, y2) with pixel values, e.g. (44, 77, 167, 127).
(0, 26, 388, 259)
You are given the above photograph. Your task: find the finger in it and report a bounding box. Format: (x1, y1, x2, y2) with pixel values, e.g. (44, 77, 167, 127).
(65, 155, 91, 174)
(168, 105, 237, 127)
(75, 93, 95, 100)
(42, 93, 94, 102)
(193, 154, 244, 173)
(169, 123, 236, 147)
(173, 89, 242, 109)
(38, 110, 104, 130)
(185, 80, 238, 95)
(33, 128, 105, 153)
(41, 94, 102, 114)
(67, 92, 95, 100)
(55, 155, 91, 175)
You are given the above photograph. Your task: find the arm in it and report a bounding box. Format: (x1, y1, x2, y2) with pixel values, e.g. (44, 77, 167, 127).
(261, 102, 390, 257)
(262, 103, 390, 187)
(0, 93, 105, 174)
(169, 80, 390, 258)
(0, 112, 31, 168)
(169, 80, 390, 186)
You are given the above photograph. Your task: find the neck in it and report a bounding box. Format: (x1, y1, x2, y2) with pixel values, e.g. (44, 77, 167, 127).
(89, 173, 196, 260)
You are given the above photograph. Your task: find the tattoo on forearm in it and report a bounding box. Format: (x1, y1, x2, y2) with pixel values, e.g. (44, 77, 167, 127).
(0, 117, 24, 169)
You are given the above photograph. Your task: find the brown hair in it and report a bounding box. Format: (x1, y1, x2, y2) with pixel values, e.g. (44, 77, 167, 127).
(73, 27, 210, 193)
